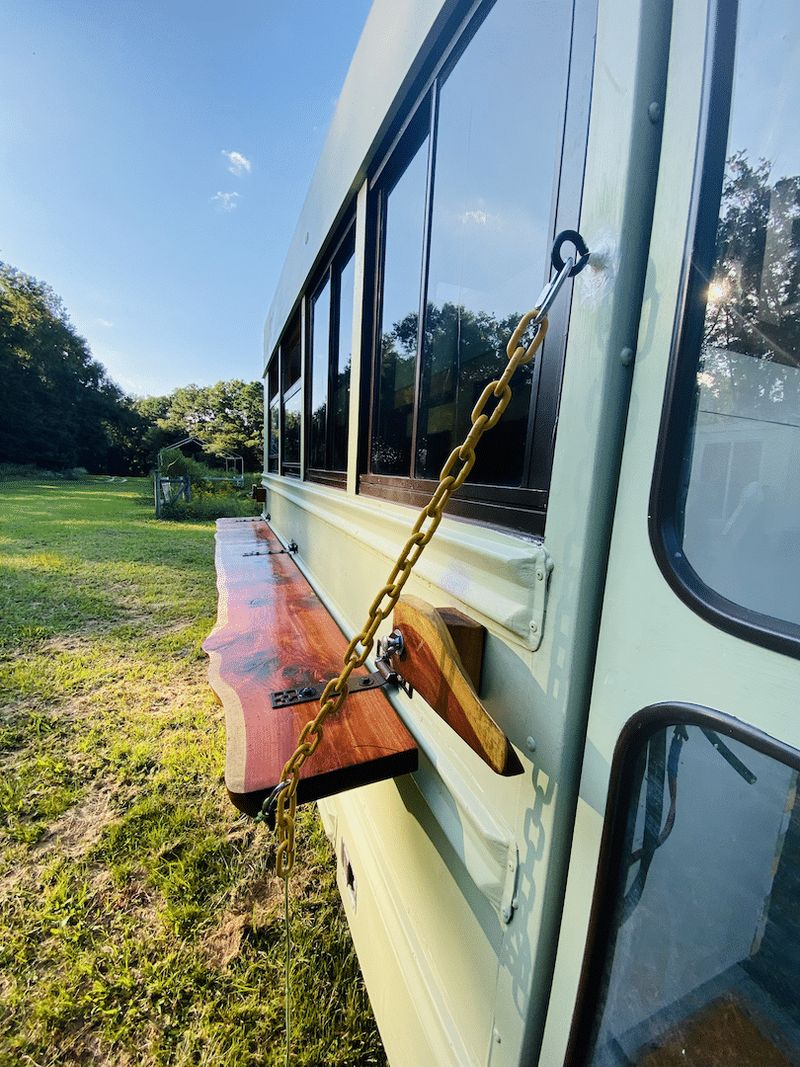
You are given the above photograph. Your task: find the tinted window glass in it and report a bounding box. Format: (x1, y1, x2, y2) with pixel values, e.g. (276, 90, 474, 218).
(283, 390, 301, 468)
(268, 398, 279, 473)
(310, 280, 331, 469)
(332, 250, 355, 471)
(680, 2, 800, 628)
(372, 135, 429, 476)
(282, 317, 301, 391)
(586, 719, 800, 1066)
(416, 0, 570, 485)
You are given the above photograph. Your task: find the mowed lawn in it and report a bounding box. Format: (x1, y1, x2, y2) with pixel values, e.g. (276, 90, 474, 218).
(0, 478, 385, 1066)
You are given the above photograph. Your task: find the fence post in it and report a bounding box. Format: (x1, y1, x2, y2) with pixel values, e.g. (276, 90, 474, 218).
(154, 472, 161, 518)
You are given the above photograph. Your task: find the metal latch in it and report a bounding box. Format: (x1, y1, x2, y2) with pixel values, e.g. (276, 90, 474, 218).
(270, 629, 412, 709)
(374, 630, 412, 696)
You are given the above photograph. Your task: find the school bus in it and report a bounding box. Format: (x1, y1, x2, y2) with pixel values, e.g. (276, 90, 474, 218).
(246, 0, 800, 1062)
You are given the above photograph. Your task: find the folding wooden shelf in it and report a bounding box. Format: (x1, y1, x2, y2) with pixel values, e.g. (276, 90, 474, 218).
(204, 518, 418, 816)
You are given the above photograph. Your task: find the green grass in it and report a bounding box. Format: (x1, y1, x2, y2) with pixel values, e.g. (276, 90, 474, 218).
(0, 477, 386, 1066)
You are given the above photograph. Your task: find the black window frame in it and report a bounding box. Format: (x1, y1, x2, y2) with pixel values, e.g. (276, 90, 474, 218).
(357, 0, 595, 538)
(305, 219, 357, 489)
(566, 701, 800, 1065)
(649, 0, 800, 661)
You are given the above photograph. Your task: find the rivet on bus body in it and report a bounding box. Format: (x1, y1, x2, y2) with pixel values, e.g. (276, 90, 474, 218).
(648, 101, 662, 124)
(529, 621, 538, 633)
(535, 568, 544, 581)
(526, 736, 537, 753)
(620, 346, 635, 367)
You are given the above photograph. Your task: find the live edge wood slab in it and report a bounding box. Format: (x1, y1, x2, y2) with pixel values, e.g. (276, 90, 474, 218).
(203, 518, 418, 816)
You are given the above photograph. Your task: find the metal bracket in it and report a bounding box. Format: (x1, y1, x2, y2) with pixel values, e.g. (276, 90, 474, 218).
(528, 544, 554, 651)
(271, 672, 388, 709)
(242, 540, 298, 558)
(270, 631, 413, 708)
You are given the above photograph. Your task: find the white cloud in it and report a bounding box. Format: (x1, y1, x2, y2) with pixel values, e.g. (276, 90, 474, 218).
(96, 318, 114, 328)
(212, 191, 240, 212)
(222, 149, 252, 176)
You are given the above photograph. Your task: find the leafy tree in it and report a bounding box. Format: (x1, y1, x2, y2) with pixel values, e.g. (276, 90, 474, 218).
(700, 150, 800, 417)
(0, 262, 145, 472)
(139, 381, 264, 470)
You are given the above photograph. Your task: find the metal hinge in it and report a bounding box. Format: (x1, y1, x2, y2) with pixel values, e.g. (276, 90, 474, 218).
(270, 630, 412, 709)
(243, 540, 298, 558)
(528, 544, 554, 651)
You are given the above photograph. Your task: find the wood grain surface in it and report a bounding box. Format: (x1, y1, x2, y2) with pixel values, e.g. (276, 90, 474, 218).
(391, 595, 522, 776)
(204, 519, 417, 815)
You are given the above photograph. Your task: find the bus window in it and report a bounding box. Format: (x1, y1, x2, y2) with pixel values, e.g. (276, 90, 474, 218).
(575, 707, 800, 1067)
(362, 0, 577, 535)
(656, 0, 800, 647)
(280, 313, 302, 477)
(307, 224, 355, 483)
(266, 354, 279, 473)
(372, 129, 430, 478)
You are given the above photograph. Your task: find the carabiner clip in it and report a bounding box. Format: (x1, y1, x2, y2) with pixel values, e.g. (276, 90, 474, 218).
(256, 779, 290, 830)
(532, 257, 574, 325)
(532, 229, 592, 325)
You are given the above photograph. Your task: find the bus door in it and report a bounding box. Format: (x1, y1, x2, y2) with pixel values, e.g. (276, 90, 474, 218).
(540, 2, 800, 1064)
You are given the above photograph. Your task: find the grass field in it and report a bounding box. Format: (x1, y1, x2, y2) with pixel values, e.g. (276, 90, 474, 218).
(0, 477, 386, 1066)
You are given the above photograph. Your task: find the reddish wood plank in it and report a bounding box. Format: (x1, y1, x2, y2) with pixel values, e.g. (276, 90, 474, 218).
(204, 518, 417, 815)
(391, 595, 522, 777)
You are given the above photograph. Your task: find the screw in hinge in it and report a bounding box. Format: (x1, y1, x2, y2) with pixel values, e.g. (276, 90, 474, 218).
(529, 621, 539, 634)
(535, 568, 544, 581)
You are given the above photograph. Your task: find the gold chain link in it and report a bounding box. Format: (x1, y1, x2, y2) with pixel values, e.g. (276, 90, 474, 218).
(273, 308, 549, 877)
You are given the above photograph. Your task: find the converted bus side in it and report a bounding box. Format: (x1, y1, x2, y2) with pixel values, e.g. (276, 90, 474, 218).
(260, 1, 800, 1064)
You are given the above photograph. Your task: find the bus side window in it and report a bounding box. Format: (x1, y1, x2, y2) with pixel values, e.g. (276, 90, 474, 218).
(574, 708, 800, 1067)
(266, 354, 279, 474)
(361, 0, 576, 537)
(655, 0, 800, 648)
(280, 313, 302, 478)
(307, 224, 356, 483)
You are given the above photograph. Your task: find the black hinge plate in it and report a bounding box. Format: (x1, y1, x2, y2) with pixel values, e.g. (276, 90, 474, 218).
(271, 672, 387, 709)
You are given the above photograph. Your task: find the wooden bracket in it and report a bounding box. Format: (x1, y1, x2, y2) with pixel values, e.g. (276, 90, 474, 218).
(390, 595, 522, 777)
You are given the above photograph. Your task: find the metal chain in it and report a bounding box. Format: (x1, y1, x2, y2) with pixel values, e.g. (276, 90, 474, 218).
(267, 240, 591, 878)
(271, 290, 571, 877)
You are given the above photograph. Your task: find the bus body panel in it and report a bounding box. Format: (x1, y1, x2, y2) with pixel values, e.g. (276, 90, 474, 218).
(541, 2, 800, 1061)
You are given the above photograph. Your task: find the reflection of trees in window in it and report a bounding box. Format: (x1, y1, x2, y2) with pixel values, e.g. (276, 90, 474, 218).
(372, 302, 536, 484)
(372, 315, 418, 474)
(701, 151, 800, 419)
(417, 302, 533, 484)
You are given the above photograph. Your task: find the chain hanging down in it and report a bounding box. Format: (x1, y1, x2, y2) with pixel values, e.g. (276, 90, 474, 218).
(267, 237, 588, 879)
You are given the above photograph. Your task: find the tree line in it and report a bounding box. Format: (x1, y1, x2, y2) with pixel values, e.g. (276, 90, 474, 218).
(0, 263, 263, 475)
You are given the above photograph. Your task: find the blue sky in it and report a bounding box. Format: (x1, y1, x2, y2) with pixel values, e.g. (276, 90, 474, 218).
(0, 0, 371, 396)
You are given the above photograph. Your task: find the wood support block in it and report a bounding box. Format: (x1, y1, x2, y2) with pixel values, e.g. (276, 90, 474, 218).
(391, 595, 522, 777)
(433, 606, 485, 691)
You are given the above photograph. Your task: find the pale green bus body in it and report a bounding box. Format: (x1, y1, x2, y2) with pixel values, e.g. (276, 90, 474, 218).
(261, 1, 800, 1064)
